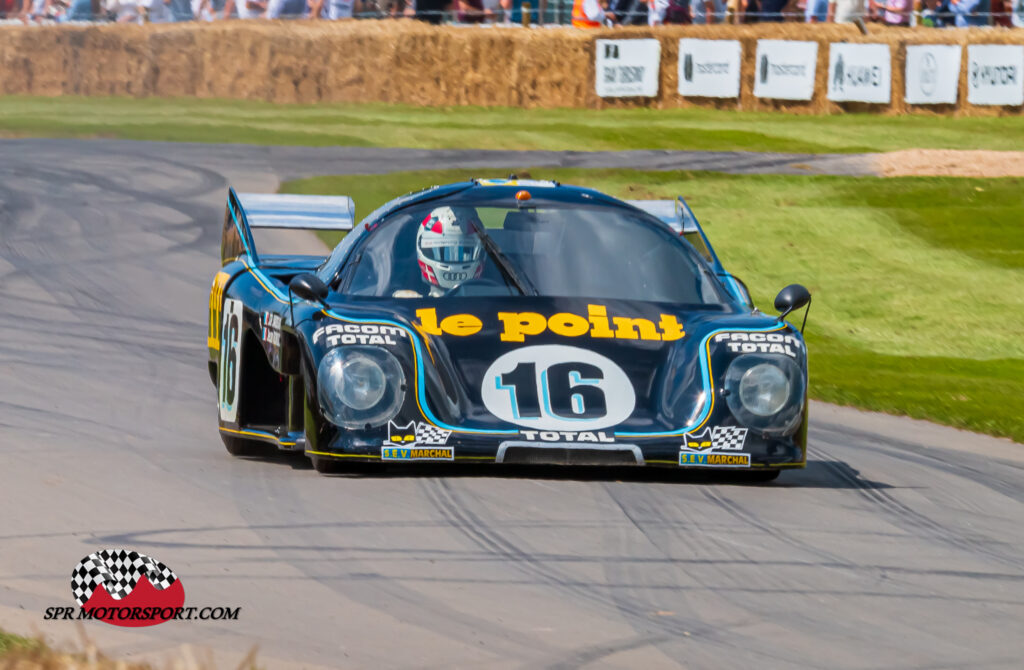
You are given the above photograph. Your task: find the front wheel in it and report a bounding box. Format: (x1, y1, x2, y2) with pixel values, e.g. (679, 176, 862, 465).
(742, 469, 781, 483)
(221, 433, 271, 457)
(310, 454, 344, 475)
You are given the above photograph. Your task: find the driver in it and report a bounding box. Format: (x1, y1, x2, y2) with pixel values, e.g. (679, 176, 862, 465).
(403, 205, 485, 298)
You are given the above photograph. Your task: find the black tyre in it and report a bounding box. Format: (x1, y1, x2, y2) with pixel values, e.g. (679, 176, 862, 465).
(743, 469, 781, 483)
(310, 454, 343, 475)
(221, 433, 271, 457)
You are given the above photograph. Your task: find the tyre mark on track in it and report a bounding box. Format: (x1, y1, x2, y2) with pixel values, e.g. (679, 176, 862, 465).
(810, 442, 1024, 572)
(420, 477, 802, 664)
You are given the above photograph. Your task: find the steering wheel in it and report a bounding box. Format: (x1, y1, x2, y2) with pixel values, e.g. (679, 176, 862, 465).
(443, 277, 514, 298)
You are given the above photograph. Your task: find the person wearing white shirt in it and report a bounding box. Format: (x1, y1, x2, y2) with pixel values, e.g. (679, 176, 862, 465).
(828, 0, 864, 19)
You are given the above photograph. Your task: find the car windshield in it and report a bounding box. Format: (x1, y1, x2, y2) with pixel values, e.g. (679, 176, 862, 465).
(342, 202, 727, 305)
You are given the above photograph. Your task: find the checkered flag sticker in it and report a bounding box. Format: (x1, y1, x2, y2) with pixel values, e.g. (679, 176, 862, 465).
(711, 426, 748, 451)
(71, 550, 177, 606)
(682, 426, 748, 452)
(414, 422, 452, 446)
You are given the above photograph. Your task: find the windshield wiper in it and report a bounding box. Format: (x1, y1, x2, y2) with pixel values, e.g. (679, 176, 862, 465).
(469, 222, 536, 296)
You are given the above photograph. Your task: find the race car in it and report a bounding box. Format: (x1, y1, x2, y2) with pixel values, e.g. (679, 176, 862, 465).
(208, 179, 811, 480)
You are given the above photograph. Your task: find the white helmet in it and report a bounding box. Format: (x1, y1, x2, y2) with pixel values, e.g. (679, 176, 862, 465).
(416, 206, 484, 290)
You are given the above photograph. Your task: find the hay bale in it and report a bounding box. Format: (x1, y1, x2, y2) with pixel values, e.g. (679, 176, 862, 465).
(1, 21, 1023, 115)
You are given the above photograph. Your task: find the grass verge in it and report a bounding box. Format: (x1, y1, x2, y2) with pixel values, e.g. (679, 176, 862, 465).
(281, 168, 1024, 444)
(5, 96, 1024, 153)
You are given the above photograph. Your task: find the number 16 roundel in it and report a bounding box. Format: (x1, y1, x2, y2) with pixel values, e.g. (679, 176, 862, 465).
(482, 345, 636, 431)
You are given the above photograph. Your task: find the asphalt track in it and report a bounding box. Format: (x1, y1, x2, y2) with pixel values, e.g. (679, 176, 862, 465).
(1, 139, 1023, 669)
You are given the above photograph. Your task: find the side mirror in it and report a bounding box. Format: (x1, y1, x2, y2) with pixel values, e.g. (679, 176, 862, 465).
(289, 274, 329, 304)
(774, 284, 811, 330)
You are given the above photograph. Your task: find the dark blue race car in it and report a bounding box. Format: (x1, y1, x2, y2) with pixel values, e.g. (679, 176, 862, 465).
(208, 178, 811, 480)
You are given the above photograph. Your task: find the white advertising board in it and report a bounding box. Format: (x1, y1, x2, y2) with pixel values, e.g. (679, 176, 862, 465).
(596, 39, 661, 98)
(905, 45, 961, 105)
(827, 43, 892, 104)
(753, 40, 819, 101)
(678, 39, 742, 99)
(967, 44, 1024, 106)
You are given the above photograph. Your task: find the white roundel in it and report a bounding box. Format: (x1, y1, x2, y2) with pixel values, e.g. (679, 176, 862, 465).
(481, 345, 636, 431)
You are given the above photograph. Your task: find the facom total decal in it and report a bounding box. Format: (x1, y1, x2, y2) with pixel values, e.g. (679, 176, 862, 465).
(481, 344, 636, 431)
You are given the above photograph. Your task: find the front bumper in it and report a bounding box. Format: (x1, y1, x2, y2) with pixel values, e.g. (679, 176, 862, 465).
(305, 431, 806, 470)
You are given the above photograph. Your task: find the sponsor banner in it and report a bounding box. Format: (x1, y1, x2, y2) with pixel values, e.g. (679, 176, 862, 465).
(596, 39, 661, 98)
(416, 305, 685, 343)
(679, 452, 751, 468)
(381, 446, 454, 461)
(905, 44, 961, 105)
(827, 43, 892, 104)
(678, 39, 742, 99)
(967, 45, 1024, 106)
(519, 430, 616, 443)
(313, 322, 408, 347)
(712, 331, 804, 359)
(753, 40, 818, 101)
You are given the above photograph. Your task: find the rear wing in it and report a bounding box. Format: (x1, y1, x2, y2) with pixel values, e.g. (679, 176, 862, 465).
(627, 197, 752, 308)
(221, 188, 355, 265)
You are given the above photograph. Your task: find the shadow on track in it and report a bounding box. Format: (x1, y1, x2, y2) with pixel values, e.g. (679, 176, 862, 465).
(238, 451, 894, 490)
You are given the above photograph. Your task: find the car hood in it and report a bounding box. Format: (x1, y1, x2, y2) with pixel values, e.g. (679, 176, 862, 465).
(305, 296, 803, 434)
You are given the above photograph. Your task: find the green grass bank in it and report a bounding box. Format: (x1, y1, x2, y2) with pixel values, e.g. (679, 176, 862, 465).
(5, 96, 1024, 153)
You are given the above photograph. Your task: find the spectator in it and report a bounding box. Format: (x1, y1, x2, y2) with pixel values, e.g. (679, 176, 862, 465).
(804, 0, 826, 19)
(167, 0, 194, 19)
(222, 0, 265, 17)
(310, 0, 360, 17)
(415, 0, 447, 22)
(106, 0, 142, 20)
(612, 0, 647, 22)
(192, 0, 227, 19)
(266, 0, 304, 15)
(571, 0, 610, 24)
(869, 0, 909, 23)
(64, 0, 96, 19)
(757, 0, 787, 20)
(691, 0, 725, 21)
(650, 0, 689, 21)
(456, 0, 486, 21)
(948, 0, 988, 24)
(502, 0, 537, 23)
(827, 0, 864, 21)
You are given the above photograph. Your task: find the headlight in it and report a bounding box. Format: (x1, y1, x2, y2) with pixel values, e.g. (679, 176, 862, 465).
(738, 363, 790, 416)
(724, 354, 804, 435)
(317, 346, 405, 429)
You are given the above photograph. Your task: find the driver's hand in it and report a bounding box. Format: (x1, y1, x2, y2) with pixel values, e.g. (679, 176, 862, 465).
(392, 289, 423, 299)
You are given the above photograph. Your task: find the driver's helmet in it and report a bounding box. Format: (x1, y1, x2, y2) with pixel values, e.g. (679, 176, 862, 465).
(416, 206, 485, 290)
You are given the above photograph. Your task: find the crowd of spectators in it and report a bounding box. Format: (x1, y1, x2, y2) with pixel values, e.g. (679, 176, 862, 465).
(0, 0, 1020, 28)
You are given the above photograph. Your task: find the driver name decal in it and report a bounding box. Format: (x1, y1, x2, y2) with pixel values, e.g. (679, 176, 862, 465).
(416, 305, 685, 343)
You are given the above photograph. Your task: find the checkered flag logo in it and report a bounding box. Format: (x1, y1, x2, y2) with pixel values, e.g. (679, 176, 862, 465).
(711, 426, 748, 451)
(71, 550, 177, 606)
(682, 426, 748, 452)
(414, 422, 452, 446)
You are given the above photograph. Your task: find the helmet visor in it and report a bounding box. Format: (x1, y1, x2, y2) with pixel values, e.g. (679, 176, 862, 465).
(423, 244, 482, 263)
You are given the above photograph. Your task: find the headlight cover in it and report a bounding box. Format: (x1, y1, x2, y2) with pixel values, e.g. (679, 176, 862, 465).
(317, 346, 405, 429)
(724, 354, 805, 435)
